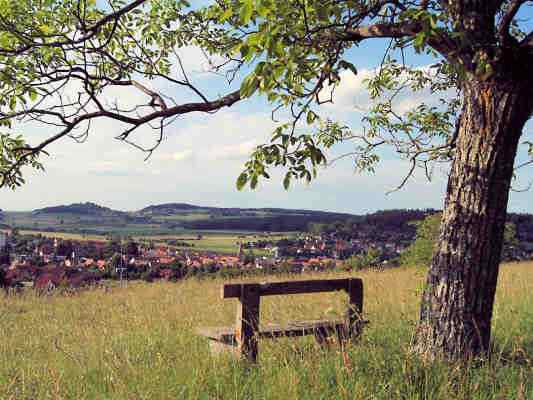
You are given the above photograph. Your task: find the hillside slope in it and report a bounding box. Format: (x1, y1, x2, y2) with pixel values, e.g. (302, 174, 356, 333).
(1, 263, 531, 398)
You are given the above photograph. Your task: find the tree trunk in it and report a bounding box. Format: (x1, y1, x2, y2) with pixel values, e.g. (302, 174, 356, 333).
(414, 78, 532, 359)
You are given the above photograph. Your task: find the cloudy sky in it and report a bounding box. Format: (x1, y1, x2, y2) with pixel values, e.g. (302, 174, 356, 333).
(2, 13, 533, 214)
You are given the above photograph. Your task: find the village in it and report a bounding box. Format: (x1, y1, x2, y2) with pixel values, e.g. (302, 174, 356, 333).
(4, 208, 533, 294)
(0, 226, 417, 292)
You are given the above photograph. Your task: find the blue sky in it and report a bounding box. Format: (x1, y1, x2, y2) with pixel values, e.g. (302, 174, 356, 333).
(1, 3, 532, 214)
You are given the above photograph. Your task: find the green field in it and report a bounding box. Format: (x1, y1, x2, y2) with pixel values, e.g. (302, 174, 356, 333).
(18, 230, 109, 242)
(13, 230, 295, 255)
(139, 233, 295, 254)
(1, 263, 531, 399)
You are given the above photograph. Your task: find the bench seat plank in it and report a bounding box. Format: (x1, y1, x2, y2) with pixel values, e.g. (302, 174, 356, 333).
(196, 319, 348, 344)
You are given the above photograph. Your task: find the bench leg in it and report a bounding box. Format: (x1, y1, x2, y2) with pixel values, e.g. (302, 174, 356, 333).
(314, 326, 334, 348)
(236, 284, 261, 363)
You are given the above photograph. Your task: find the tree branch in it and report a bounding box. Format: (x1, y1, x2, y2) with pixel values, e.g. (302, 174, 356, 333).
(497, 0, 526, 45)
(520, 30, 533, 49)
(0, 0, 149, 55)
(2, 88, 242, 185)
(339, 22, 458, 60)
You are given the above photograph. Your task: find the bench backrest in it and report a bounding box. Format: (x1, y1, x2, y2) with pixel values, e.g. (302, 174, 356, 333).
(222, 278, 362, 299)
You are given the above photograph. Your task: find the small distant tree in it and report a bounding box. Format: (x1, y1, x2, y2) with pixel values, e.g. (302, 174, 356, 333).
(110, 253, 122, 269)
(0, 267, 6, 291)
(345, 246, 382, 270)
(56, 240, 74, 257)
(401, 213, 442, 267)
(125, 240, 139, 257)
(403, 213, 521, 266)
(242, 250, 255, 265)
(103, 238, 121, 258)
(503, 222, 519, 247)
(105, 254, 122, 278)
(0, 248, 9, 265)
(308, 222, 326, 236)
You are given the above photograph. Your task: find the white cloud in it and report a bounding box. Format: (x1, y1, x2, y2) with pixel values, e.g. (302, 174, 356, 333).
(321, 69, 374, 114)
(206, 139, 258, 161)
(160, 149, 194, 162)
(174, 46, 228, 76)
(322, 66, 455, 118)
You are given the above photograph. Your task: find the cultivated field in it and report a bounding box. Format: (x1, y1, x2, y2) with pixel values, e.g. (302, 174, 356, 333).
(18, 230, 109, 242)
(10, 230, 294, 255)
(140, 233, 295, 254)
(0, 263, 531, 399)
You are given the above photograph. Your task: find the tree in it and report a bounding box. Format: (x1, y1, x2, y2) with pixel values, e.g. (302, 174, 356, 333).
(345, 246, 382, 270)
(1, 1, 532, 359)
(125, 240, 139, 257)
(107, 253, 122, 278)
(103, 238, 121, 258)
(56, 240, 74, 257)
(401, 213, 442, 267)
(403, 213, 522, 266)
(0, 247, 10, 265)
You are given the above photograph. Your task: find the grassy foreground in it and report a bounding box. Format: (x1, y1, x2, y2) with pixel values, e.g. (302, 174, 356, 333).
(0, 263, 531, 399)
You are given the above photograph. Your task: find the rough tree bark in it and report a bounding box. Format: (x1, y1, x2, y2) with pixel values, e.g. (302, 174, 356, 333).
(414, 77, 533, 359)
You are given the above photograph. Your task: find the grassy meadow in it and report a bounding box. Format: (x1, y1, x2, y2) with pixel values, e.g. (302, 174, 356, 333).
(0, 262, 531, 399)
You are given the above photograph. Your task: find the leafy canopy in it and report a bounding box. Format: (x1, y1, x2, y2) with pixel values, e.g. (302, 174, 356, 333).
(0, 0, 531, 189)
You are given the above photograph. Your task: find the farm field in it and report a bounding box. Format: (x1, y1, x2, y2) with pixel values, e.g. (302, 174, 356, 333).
(18, 230, 108, 242)
(9, 230, 296, 254)
(140, 233, 297, 254)
(0, 262, 531, 399)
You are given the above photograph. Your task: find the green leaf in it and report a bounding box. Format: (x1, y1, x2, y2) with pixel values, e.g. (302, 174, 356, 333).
(240, 74, 260, 98)
(338, 60, 358, 75)
(306, 110, 317, 125)
(240, 0, 253, 24)
(39, 24, 52, 35)
(220, 7, 233, 22)
(283, 172, 291, 190)
(236, 172, 248, 190)
(250, 174, 258, 189)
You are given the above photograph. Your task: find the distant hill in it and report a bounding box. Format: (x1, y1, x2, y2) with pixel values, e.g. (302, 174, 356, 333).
(138, 202, 353, 217)
(3, 201, 532, 238)
(33, 202, 126, 217)
(138, 203, 355, 231)
(138, 203, 207, 215)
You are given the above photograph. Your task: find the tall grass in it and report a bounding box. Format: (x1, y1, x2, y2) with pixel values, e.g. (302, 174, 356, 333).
(0, 262, 531, 399)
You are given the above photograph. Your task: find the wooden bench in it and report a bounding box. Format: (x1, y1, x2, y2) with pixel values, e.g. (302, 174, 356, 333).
(196, 278, 366, 363)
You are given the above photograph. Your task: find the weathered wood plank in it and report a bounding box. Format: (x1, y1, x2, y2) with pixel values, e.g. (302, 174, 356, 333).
(222, 278, 361, 298)
(260, 319, 345, 338)
(197, 319, 347, 342)
(346, 278, 364, 340)
(235, 283, 260, 362)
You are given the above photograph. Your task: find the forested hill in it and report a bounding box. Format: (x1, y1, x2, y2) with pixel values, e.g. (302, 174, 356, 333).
(2, 202, 532, 237)
(138, 202, 353, 218)
(308, 209, 533, 245)
(138, 202, 355, 231)
(33, 202, 126, 217)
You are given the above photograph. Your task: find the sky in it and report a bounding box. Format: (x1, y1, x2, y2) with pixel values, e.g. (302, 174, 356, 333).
(1, 4, 533, 214)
